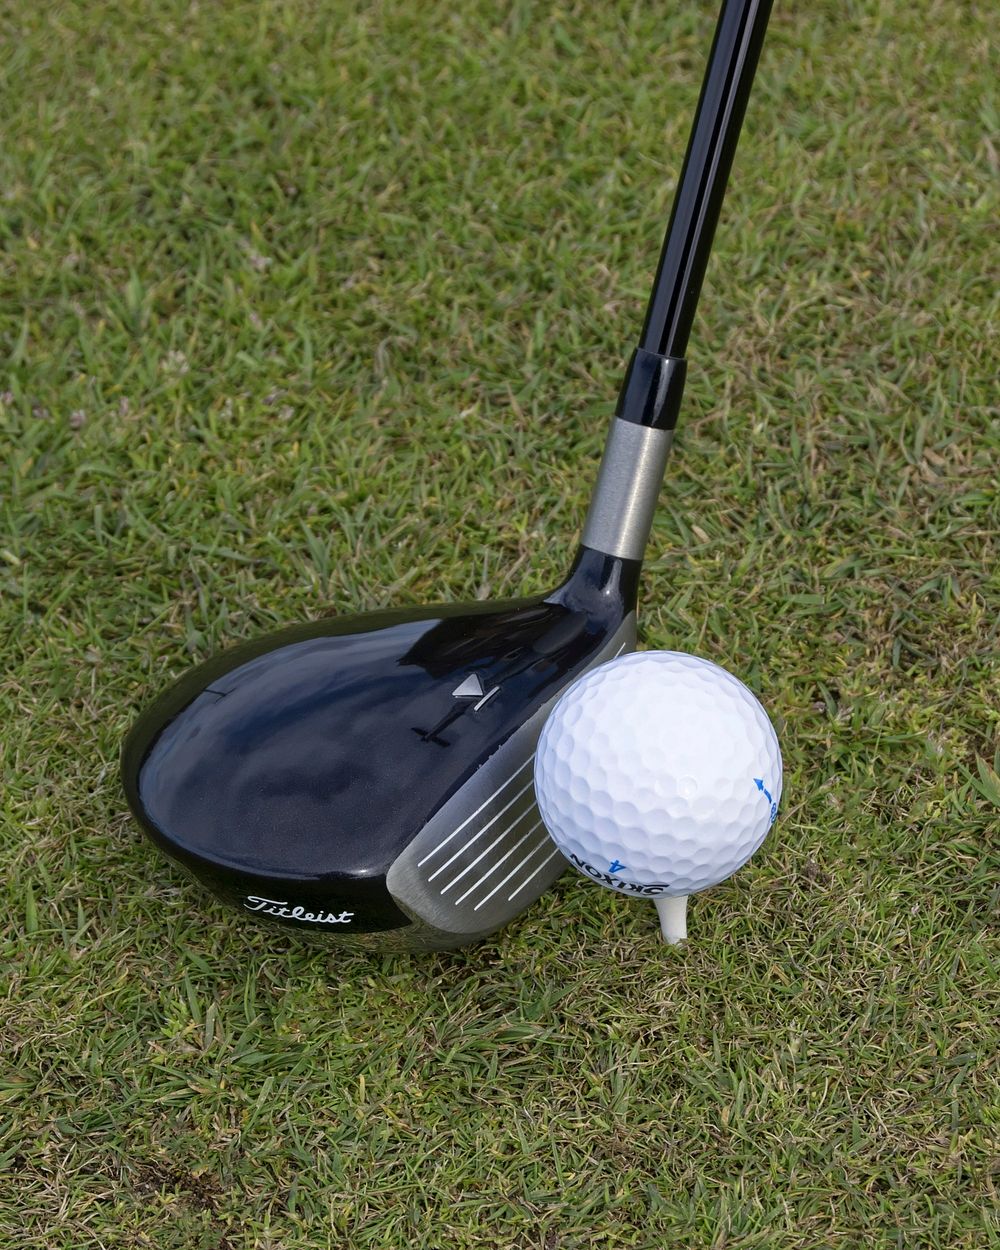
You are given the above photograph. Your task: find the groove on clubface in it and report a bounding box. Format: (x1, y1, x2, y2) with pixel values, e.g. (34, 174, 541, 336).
(417, 757, 534, 871)
(446, 811, 545, 901)
(432, 785, 536, 889)
(459, 822, 550, 908)
(505, 846, 563, 901)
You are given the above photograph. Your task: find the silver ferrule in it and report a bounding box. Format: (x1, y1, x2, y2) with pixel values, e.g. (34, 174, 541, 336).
(580, 417, 674, 561)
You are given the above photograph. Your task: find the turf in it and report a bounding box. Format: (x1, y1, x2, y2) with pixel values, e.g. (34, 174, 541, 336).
(1, 0, 997, 1246)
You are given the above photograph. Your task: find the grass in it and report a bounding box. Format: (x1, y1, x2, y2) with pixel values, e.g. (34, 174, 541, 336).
(1, 0, 997, 1245)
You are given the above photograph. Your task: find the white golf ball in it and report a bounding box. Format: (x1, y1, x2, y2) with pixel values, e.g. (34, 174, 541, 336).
(534, 651, 781, 899)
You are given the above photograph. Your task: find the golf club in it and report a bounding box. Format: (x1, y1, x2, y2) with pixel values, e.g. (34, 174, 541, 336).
(121, 0, 774, 951)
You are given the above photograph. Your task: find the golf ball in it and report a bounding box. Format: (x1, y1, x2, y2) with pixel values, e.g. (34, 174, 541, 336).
(534, 651, 781, 897)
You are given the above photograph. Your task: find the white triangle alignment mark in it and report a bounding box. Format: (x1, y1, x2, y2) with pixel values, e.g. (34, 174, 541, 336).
(452, 673, 485, 699)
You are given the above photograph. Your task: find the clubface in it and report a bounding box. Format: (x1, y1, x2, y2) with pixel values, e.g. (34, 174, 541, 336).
(122, 550, 637, 950)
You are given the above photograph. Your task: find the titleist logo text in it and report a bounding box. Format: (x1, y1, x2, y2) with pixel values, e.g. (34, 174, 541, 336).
(244, 896, 354, 924)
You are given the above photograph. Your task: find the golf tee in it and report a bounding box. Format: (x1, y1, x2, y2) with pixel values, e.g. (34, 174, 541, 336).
(655, 894, 688, 944)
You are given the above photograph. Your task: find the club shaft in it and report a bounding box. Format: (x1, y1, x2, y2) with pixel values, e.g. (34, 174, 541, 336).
(640, 0, 773, 358)
(580, 0, 772, 564)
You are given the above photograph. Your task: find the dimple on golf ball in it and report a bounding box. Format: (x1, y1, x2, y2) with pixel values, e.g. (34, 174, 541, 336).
(534, 651, 782, 899)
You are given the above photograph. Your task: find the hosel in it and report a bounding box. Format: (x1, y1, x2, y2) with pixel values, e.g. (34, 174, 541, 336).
(580, 347, 686, 562)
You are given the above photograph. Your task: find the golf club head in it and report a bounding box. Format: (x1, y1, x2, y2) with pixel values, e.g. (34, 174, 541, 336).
(122, 548, 638, 950)
(120, 0, 774, 954)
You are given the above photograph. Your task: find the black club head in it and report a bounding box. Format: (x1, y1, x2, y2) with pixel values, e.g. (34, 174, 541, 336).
(122, 550, 637, 950)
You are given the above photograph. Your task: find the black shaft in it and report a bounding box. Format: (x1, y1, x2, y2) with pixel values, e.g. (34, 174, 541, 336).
(639, 0, 773, 359)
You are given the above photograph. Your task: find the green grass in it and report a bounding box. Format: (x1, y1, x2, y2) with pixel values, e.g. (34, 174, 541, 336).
(2, 0, 997, 1245)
